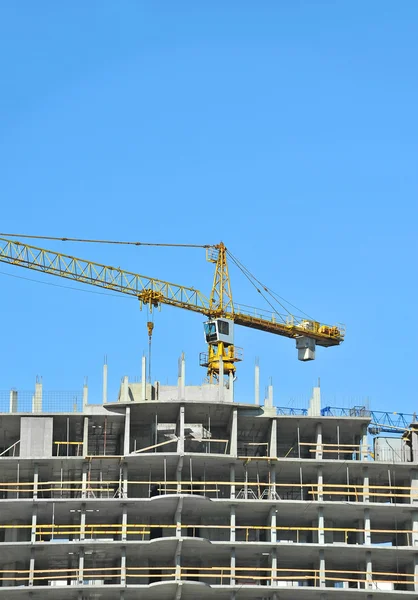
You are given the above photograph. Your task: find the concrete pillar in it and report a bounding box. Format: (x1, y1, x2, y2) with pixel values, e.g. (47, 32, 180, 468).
(181, 353, 186, 400)
(271, 547, 277, 586)
(175, 540, 182, 581)
(412, 430, 418, 462)
(123, 376, 129, 403)
(142, 356, 146, 401)
(219, 356, 224, 402)
(230, 547, 236, 586)
(229, 371, 234, 403)
(29, 547, 35, 587)
(9, 390, 17, 413)
(83, 416, 89, 457)
(365, 550, 373, 589)
(269, 419, 277, 458)
(176, 405, 185, 454)
(230, 464, 235, 499)
(80, 502, 86, 541)
(124, 407, 131, 456)
(315, 422, 323, 460)
(31, 505, 37, 544)
(102, 361, 108, 404)
(254, 360, 260, 405)
(412, 510, 418, 547)
(318, 506, 325, 544)
(411, 469, 418, 504)
(32, 380, 42, 413)
(230, 505, 236, 542)
(364, 508, 371, 545)
(319, 548, 326, 587)
(33, 464, 39, 500)
(81, 463, 88, 499)
(270, 465, 276, 500)
(363, 466, 370, 502)
(122, 462, 128, 499)
(361, 424, 368, 460)
(121, 505, 128, 542)
(269, 507, 277, 542)
(317, 466, 324, 501)
(175, 498, 183, 537)
(120, 547, 126, 585)
(78, 549, 84, 584)
(230, 409, 238, 457)
(82, 381, 88, 410)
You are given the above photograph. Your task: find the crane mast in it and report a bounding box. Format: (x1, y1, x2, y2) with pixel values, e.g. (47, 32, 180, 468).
(0, 236, 345, 380)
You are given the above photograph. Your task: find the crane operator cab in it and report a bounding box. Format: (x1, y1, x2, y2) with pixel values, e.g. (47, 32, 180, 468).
(204, 318, 234, 346)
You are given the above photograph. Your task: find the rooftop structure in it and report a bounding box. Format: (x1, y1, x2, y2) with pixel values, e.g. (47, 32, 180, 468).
(0, 356, 417, 599)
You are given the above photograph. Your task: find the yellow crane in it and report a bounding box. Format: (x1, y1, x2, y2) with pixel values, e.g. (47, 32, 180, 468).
(0, 235, 345, 380)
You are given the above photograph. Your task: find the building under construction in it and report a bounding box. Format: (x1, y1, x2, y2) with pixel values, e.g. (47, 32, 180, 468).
(0, 357, 417, 599)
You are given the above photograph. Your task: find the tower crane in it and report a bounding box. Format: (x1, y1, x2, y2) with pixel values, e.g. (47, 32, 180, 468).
(0, 235, 345, 380)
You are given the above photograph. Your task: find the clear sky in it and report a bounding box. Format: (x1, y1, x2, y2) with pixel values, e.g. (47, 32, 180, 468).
(0, 1, 416, 414)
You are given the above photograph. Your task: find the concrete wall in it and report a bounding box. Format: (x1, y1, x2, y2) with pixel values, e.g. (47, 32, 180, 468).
(20, 416, 53, 458)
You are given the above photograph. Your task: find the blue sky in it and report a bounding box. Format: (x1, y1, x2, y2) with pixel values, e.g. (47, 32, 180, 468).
(0, 2, 416, 413)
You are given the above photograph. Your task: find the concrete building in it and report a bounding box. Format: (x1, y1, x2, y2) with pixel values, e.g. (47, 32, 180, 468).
(0, 357, 417, 599)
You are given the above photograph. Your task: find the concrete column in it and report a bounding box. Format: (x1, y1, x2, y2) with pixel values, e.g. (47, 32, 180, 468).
(175, 540, 182, 581)
(142, 356, 146, 401)
(124, 407, 131, 456)
(230, 464, 235, 499)
(361, 425, 368, 460)
(176, 405, 185, 454)
(363, 466, 370, 502)
(29, 547, 35, 587)
(121, 505, 128, 542)
(315, 422, 323, 460)
(33, 464, 39, 500)
(80, 502, 86, 541)
(82, 381, 88, 410)
(254, 360, 260, 405)
(412, 430, 418, 462)
(364, 508, 371, 545)
(78, 549, 84, 584)
(269, 419, 277, 458)
(230, 547, 235, 586)
(31, 505, 37, 544)
(181, 353, 186, 400)
(175, 498, 183, 537)
(102, 362, 108, 404)
(120, 547, 126, 586)
(122, 462, 128, 499)
(411, 469, 418, 504)
(32, 380, 42, 413)
(269, 507, 277, 542)
(317, 467, 324, 501)
(9, 390, 17, 413)
(83, 416, 89, 457)
(319, 548, 326, 587)
(81, 463, 88, 499)
(318, 506, 325, 544)
(230, 505, 236, 542)
(271, 547, 277, 586)
(230, 409, 238, 457)
(365, 551, 373, 589)
(229, 371, 234, 403)
(270, 465, 276, 500)
(412, 510, 418, 547)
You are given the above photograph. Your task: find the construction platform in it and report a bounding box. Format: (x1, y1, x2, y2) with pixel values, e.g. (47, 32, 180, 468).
(0, 357, 417, 599)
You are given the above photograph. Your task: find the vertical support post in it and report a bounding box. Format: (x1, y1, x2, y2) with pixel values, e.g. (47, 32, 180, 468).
(176, 406, 185, 454)
(123, 376, 129, 403)
(83, 417, 89, 457)
(269, 507, 277, 542)
(32, 379, 42, 413)
(81, 462, 88, 499)
(121, 505, 128, 542)
(364, 508, 371, 545)
(120, 546, 126, 586)
(230, 547, 235, 586)
(229, 371, 234, 403)
(230, 464, 235, 500)
(365, 551, 373, 589)
(271, 547, 277, 586)
(33, 464, 39, 501)
(412, 510, 418, 547)
(175, 498, 183, 537)
(124, 407, 131, 456)
(142, 355, 147, 401)
(102, 360, 108, 404)
(411, 469, 418, 505)
(414, 554, 418, 592)
(31, 505, 37, 544)
(318, 506, 325, 544)
(82, 380, 88, 410)
(361, 424, 368, 460)
(319, 549, 326, 587)
(270, 464, 276, 500)
(315, 422, 323, 460)
(269, 419, 277, 458)
(80, 502, 86, 541)
(175, 540, 182, 581)
(317, 467, 324, 502)
(181, 353, 186, 400)
(230, 409, 237, 457)
(122, 462, 128, 499)
(230, 505, 236, 542)
(29, 547, 35, 587)
(78, 549, 84, 584)
(363, 466, 370, 502)
(9, 390, 18, 413)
